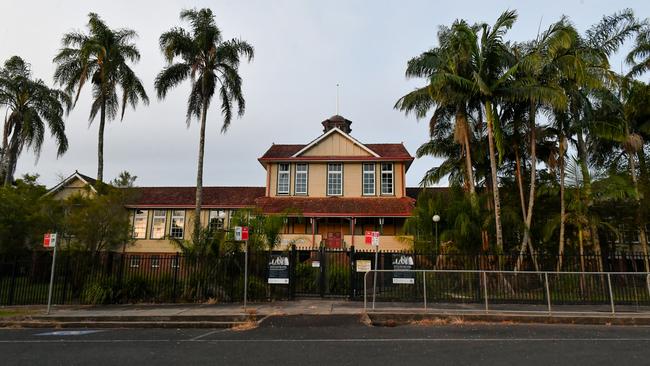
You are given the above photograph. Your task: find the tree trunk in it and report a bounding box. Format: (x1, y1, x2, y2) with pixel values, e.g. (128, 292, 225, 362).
(576, 131, 602, 270)
(2, 120, 20, 186)
(97, 99, 106, 182)
(628, 147, 650, 272)
(516, 108, 539, 272)
(194, 90, 209, 243)
(457, 109, 477, 210)
(484, 101, 504, 253)
(557, 134, 567, 272)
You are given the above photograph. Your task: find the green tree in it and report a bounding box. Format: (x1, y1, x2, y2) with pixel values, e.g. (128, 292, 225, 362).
(0, 56, 70, 186)
(0, 174, 51, 255)
(53, 13, 149, 182)
(154, 8, 254, 242)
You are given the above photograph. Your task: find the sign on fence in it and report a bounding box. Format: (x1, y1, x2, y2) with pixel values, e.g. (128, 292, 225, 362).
(356, 260, 372, 272)
(392, 254, 414, 284)
(268, 254, 290, 284)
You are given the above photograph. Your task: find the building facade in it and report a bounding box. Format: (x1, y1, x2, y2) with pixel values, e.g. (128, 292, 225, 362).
(48, 115, 417, 253)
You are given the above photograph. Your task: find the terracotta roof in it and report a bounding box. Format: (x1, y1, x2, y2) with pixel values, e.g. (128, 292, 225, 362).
(259, 143, 412, 160)
(254, 196, 415, 217)
(126, 186, 265, 208)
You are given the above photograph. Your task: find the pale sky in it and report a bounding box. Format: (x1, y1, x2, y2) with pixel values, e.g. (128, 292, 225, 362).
(1, 0, 648, 188)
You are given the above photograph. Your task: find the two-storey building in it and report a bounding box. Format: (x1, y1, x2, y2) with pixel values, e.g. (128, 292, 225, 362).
(48, 115, 416, 253)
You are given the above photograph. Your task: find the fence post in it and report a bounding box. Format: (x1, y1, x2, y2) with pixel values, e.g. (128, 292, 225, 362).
(172, 252, 180, 303)
(8, 257, 17, 306)
(349, 245, 355, 299)
(544, 272, 552, 315)
(319, 245, 325, 298)
(607, 273, 615, 315)
(290, 245, 296, 300)
(423, 271, 427, 310)
(482, 271, 489, 313)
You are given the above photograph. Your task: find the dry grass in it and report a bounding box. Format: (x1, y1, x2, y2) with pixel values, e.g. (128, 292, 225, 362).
(230, 320, 258, 331)
(410, 316, 465, 326)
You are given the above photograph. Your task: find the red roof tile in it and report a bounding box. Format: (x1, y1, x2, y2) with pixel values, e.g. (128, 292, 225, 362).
(127, 186, 265, 208)
(254, 196, 415, 217)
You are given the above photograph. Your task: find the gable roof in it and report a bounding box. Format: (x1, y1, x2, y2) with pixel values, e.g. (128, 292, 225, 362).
(45, 170, 98, 195)
(126, 186, 265, 208)
(259, 140, 413, 165)
(292, 127, 380, 158)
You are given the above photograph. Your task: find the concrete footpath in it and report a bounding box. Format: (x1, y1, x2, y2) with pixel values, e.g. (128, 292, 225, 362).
(3, 300, 650, 328)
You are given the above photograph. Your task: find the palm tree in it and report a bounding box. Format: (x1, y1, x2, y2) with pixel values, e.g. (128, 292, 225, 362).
(396, 21, 481, 207)
(53, 13, 148, 182)
(592, 78, 650, 271)
(558, 10, 640, 267)
(0, 56, 70, 185)
(154, 8, 254, 241)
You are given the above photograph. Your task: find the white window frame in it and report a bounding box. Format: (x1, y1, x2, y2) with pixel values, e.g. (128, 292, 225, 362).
(362, 163, 376, 196)
(169, 210, 185, 239)
(150, 210, 167, 239)
(130, 256, 141, 268)
(151, 255, 160, 268)
(209, 210, 227, 232)
(171, 257, 180, 269)
(327, 163, 343, 196)
(295, 163, 308, 195)
(277, 163, 290, 194)
(381, 163, 394, 195)
(132, 209, 148, 239)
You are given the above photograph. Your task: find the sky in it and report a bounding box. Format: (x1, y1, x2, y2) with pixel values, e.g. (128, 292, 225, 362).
(1, 0, 648, 188)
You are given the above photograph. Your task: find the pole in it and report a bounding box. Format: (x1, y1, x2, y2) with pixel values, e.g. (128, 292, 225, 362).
(482, 271, 489, 313)
(544, 272, 552, 315)
(607, 273, 615, 315)
(243, 239, 248, 311)
(46, 244, 58, 315)
(423, 272, 427, 310)
(435, 222, 439, 249)
(372, 245, 379, 310)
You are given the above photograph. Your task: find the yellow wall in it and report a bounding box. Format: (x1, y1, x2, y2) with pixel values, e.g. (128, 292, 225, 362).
(301, 132, 372, 157)
(269, 162, 405, 198)
(50, 178, 95, 200)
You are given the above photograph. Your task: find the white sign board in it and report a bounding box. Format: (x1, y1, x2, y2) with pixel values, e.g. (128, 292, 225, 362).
(234, 226, 242, 241)
(356, 260, 372, 272)
(371, 231, 380, 247)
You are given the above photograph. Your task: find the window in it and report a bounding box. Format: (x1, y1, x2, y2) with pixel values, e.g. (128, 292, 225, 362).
(278, 163, 290, 194)
(150, 210, 167, 239)
(209, 210, 227, 232)
(171, 257, 180, 269)
(170, 210, 185, 239)
(132, 209, 148, 239)
(130, 256, 141, 268)
(381, 163, 394, 195)
(362, 164, 375, 195)
(151, 255, 160, 268)
(295, 163, 308, 195)
(327, 163, 343, 196)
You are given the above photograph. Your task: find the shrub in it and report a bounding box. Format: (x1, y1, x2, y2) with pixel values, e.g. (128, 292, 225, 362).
(81, 277, 116, 304)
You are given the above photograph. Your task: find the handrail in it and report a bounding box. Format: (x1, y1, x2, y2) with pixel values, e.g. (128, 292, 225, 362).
(362, 269, 650, 314)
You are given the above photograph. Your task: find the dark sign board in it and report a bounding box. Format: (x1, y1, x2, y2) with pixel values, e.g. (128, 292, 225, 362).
(268, 254, 290, 284)
(392, 254, 414, 284)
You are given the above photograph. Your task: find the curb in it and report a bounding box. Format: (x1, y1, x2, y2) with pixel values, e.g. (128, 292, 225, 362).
(368, 312, 650, 326)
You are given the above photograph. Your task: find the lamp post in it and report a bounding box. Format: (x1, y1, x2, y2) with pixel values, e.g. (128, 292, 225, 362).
(432, 214, 440, 250)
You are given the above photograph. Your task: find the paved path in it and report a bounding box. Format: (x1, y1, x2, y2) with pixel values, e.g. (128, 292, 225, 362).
(2, 316, 650, 365)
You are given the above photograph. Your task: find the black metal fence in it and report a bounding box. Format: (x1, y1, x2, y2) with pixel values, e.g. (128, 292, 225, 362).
(1, 249, 649, 306)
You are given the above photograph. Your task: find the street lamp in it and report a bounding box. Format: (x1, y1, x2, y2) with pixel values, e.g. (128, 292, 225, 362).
(432, 214, 440, 249)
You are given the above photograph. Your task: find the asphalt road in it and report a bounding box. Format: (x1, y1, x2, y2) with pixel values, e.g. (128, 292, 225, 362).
(2, 315, 650, 366)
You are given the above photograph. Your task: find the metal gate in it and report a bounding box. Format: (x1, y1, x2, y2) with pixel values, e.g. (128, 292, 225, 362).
(293, 247, 351, 298)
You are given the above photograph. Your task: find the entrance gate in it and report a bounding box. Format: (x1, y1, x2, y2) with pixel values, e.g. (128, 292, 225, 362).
(293, 247, 351, 298)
